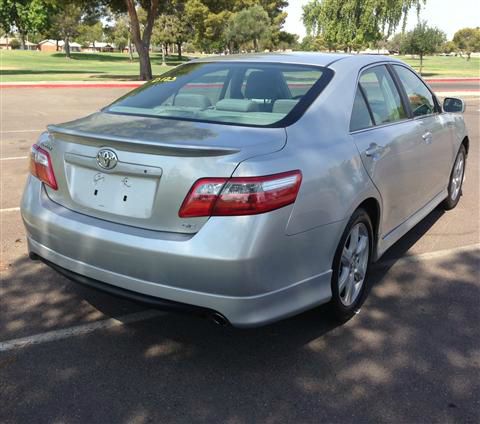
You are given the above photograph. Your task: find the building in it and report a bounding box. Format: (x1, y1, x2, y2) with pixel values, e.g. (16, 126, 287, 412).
(0, 36, 37, 50)
(83, 42, 115, 53)
(37, 40, 81, 52)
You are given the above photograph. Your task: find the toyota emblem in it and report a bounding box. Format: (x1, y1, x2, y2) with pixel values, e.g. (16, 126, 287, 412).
(96, 149, 118, 170)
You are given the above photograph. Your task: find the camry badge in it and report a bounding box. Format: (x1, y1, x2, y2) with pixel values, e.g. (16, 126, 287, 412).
(96, 149, 118, 170)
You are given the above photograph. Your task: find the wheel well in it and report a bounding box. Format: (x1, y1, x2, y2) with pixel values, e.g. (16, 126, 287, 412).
(357, 198, 380, 243)
(462, 136, 469, 155)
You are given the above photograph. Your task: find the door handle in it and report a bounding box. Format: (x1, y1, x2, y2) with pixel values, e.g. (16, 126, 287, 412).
(422, 131, 433, 144)
(365, 143, 384, 158)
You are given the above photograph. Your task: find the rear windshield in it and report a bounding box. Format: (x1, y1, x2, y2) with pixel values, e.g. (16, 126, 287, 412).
(105, 62, 332, 127)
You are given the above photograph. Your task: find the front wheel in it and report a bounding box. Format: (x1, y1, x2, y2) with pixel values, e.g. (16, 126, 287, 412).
(442, 145, 466, 210)
(329, 209, 373, 321)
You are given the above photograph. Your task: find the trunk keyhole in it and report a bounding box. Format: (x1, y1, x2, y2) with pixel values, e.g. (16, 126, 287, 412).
(94, 189, 98, 196)
(123, 195, 128, 202)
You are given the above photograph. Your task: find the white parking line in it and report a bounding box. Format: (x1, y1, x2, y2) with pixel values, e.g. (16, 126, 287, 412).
(0, 243, 477, 353)
(0, 207, 20, 213)
(0, 156, 28, 161)
(0, 310, 163, 353)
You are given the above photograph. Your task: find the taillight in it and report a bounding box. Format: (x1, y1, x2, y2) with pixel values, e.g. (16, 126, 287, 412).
(30, 144, 58, 190)
(179, 170, 302, 218)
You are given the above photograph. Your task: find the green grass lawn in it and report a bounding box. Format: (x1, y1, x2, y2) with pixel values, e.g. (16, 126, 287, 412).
(0, 50, 479, 82)
(397, 55, 479, 78)
(0, 50, 190, 82)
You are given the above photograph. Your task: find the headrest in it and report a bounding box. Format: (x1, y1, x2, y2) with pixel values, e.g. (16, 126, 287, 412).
(272, 99, 299, 114)
(215, 99, 260, 112)
(245, 71, 283, 100)
(173, 94, 212, 109)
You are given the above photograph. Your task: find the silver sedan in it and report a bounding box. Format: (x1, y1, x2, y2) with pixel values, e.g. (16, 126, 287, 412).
(21, 53, 469, 327)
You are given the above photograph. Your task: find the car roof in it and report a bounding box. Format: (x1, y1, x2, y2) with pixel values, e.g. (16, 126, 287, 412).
(191, 52, 404, 68)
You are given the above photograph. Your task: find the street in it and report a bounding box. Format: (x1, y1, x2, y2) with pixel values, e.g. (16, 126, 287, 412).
(0, 85, 479, 423)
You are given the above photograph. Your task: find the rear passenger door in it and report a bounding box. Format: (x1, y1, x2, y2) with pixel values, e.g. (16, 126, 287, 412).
(350, 65, 432, 235)
(391, 65, 453, 199)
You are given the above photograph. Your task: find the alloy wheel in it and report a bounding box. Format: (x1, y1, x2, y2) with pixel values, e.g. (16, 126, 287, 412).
(338, 222, 370, 307)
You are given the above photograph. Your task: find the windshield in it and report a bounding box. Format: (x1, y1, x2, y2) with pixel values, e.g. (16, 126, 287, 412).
(106, 62, 333, 127)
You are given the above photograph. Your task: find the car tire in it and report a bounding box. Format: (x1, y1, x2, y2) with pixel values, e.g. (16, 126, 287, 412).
(442, 145, 466, 210)
(328, 208, 373, 322)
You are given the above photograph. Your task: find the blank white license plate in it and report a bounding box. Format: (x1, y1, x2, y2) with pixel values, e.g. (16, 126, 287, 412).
(70, 167, 158, 219)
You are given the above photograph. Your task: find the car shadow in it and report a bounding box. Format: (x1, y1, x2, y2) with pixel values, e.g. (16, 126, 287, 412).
(1, 205, 479, 423)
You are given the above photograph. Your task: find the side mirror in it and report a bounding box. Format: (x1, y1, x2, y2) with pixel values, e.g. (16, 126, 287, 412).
(443, 97, 465, 113)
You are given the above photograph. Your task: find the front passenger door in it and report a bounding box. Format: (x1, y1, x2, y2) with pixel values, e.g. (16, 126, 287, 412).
(392, 65, 453, 200)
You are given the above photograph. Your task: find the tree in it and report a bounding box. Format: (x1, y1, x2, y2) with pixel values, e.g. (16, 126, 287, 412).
(104, 0, 162, 80)
(386, 33, 405, 53)
(78, 21, 104, 48)
(453, 27, 480, 61)
(0, 0, 53, 49)
(226, 5, 270, 52)
(152, 13, 191, 60)
(277, 31, 298, 51)
(302, 0, 425, 52)
(48, 2, 83, 58)
(401, 22, 445, 74)
(185, 0, 288, 53)
(441, 40, 457, 55)
(105, 14, 131, 54)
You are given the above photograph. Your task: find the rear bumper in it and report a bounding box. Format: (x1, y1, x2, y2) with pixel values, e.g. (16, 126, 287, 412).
(21, 177, 342, 327)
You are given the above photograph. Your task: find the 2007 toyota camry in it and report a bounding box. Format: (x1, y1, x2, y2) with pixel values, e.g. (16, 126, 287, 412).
(21, 53, 469, 327)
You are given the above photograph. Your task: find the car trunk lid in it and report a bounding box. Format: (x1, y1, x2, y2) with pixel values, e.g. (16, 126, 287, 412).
(43, 112, 286, 233)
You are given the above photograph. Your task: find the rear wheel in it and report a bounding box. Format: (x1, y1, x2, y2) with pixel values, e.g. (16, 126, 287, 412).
(329, 209, 373, 321)
(442, 145, 466, 210)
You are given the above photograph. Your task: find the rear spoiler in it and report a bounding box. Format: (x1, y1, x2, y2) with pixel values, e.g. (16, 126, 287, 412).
(47, 125, 240, 157)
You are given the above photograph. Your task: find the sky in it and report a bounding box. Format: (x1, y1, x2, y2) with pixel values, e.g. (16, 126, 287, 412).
(284, 0, 480, 41)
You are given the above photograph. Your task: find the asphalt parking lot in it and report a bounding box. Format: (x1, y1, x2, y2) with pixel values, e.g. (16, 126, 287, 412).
(0, 87, 479, 424)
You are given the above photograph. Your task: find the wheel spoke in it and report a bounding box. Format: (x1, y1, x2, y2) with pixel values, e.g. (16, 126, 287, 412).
(341, 246, 353, 266)
(349, 225, 359, 252)
(357, 255, 368, 278)
(344, 274, 354, 304)
(356, 235, 368, 255)
(338, 268, 349, 292)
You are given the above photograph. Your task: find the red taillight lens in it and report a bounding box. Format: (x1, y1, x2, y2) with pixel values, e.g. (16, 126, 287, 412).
(30, 144, 58, 190)
(179, 170, 302, 218)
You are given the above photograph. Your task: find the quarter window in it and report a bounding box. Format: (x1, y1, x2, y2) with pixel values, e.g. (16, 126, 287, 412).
(350, 87, 373, 131)
(359, 65, 407, 125)
(393, 65, 436, 117)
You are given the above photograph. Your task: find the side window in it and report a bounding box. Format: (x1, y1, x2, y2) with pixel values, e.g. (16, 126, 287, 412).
(350, 87, 373, 131)
(359, 65, 407, 125)
(393, 65, 436, 117)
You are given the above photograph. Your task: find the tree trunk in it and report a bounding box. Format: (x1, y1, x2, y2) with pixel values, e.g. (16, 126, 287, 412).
(419, 53, 423, 75)
(125, 0, 158, 81)
(64, 37, 71, 58)
(177, 42, 182, 60)
(20, 32, 26, 50)
(127, 34, 133, 61)
(56, 39, 59, 52)
(162, 43, 166, 66)
(253, 38, 258, 52)
(467, 52, 471, 61)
